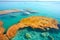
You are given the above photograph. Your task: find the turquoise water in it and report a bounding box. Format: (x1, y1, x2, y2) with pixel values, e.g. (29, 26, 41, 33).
(0, 2, 60, 40)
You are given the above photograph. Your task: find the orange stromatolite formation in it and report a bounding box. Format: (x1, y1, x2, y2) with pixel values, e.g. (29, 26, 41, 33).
(0, 21, 3, 27)
(0, 33, 9, 40)
(0, 21, 9, 40)
(6, 16, 59, 39)
(0, 21, 4, 33)
(0, 27, 4, 34)
(20, 16, 58, 29)
(6, 23, 26, 39)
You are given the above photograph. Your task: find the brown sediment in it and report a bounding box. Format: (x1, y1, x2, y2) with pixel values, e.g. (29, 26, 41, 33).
(6, 16, 59, 39)
(0, 9, 20, 14)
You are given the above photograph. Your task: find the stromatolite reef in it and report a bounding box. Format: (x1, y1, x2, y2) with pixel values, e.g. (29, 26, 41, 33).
(0, 16, 59, 40)
(6, 16, 59, 39)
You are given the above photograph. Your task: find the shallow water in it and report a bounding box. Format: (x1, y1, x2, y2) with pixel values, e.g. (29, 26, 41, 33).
(0, 2, 60, 40)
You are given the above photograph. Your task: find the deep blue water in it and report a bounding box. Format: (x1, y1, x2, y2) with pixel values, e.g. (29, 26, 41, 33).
(0, 2, 60, 40)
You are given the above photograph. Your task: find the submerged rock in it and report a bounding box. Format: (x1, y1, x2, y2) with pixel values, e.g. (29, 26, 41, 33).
(24, 8, 37, 13)
(25, 33, 31, 39)
(46, 28, 50, 31)
(40, 32, 49, 37)
(40, 32, 54, 40)
(22, 11, 31, 15)
(48, 35, 54, 40)
(57, 24, 60, 29)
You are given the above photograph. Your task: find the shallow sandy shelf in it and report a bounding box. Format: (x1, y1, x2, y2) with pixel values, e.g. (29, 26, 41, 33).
(0, 9, 20, 15)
